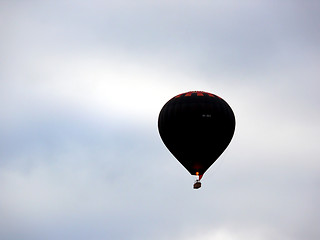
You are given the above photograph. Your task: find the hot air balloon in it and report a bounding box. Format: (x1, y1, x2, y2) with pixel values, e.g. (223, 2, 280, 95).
(158, 91, 235, 189)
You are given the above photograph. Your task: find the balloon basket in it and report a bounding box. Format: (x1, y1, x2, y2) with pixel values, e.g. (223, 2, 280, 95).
(193, 180, 201, 189)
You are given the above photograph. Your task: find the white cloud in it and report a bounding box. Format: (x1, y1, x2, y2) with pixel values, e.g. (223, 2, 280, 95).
(1, 1, 320, 240)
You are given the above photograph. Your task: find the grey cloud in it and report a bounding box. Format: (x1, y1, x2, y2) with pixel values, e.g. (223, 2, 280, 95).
(1, 1, 320, 240)
(2, 0, 320, 85)
(1, 103, 319, 240)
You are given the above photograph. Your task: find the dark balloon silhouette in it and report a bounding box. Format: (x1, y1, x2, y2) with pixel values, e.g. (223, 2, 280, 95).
(158, 91, 235, 188)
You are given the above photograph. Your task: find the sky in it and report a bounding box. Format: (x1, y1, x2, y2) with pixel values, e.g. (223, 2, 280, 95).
(1, 0, 319, 239)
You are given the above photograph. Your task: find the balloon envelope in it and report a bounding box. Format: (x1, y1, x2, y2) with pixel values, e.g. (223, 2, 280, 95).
(158, 91, 235, 176)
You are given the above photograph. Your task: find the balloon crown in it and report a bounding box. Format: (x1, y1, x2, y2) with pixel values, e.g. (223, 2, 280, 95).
(173, 91, 220, 99)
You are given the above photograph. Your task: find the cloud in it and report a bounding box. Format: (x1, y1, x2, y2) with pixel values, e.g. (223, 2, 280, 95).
(1, 1, 320, 240)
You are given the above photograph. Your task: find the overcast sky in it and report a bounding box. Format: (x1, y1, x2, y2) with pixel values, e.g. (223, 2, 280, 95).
(1, 1, 319, 240)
